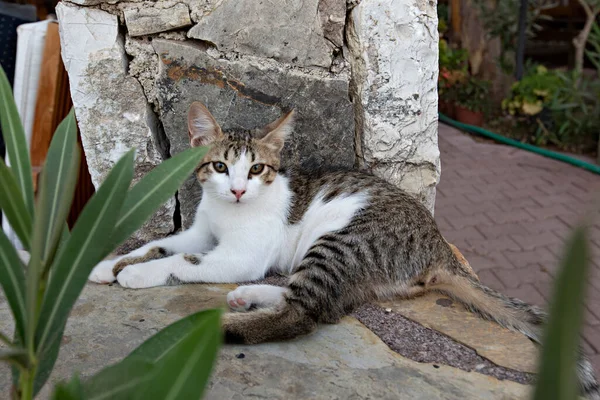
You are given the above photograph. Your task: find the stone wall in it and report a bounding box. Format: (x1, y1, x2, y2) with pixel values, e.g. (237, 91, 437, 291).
(56, 0, 440, 242)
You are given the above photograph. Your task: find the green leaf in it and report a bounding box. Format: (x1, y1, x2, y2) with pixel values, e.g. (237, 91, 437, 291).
(35, 109, 80, 264)
(108, 146, 208, 249)
(533, 226, 589, 400)
(135, 309, 221, 400)
(0, 347, 28, 368)
(0, 65, 34, 216)
(0, 229, 27, 342)
(82, 309, 221, 400)
(25, 110, 80, 364)
(0, 159, 32, 249)
(33, 151, 134, 395)
(81, 357, 155, 400)
(52, 375, 84, 400)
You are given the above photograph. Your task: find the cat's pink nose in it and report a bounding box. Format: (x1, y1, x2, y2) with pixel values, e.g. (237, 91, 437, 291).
(231, 189, 246, 200)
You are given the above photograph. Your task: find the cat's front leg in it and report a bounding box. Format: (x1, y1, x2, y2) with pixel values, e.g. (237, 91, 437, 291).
(89, 212, 214, 284)
(117, 243, 272, 288)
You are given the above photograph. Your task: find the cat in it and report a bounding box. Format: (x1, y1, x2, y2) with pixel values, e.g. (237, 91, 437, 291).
(89, 102, 599, 399)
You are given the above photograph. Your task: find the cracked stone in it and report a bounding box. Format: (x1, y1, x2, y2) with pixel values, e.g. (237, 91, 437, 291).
(187, 0, 333, 68)
(56, 2, 175, 243)
(124, 3, 192, 37)
(1, 284, 531, 399)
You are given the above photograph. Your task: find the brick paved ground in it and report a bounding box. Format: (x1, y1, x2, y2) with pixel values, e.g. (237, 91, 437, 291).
(435, 123, 600, 372)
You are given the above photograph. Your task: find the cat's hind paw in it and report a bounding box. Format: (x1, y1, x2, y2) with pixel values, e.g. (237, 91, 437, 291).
(227, 287, 254, 312)
(89, 260, 117, 284)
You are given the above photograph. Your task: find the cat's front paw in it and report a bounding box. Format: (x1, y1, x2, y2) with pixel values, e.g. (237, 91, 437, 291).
(117, 263, 168, 289)
(89, 260, 117, 284)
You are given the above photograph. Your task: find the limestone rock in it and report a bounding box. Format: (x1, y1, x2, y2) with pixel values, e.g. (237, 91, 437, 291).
(0, 285, 530, 399)
(346, 0, 440, 213)
(124, 3, 192, 37)
(187, 0, 333, 68)
(318, 0, 346, 47)
(380, 293, 539, 373)
(56, 2, 175, 243)
(152, 39, 355, 226)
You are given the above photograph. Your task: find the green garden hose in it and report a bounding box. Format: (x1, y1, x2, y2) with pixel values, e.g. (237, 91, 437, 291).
(438, 113, 600, 175)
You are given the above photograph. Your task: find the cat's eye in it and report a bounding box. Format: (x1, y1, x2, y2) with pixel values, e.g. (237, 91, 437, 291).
(213, 162, 228, 173)
(249, 164, 265, 175)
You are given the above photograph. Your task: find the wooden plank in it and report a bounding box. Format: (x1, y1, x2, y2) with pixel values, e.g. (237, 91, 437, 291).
(450, 0, 461, 40)
(30, 21, 61, 192)
(29, 21, 96, 226)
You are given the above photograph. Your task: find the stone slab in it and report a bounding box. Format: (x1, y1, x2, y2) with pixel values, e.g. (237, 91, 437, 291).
(0, 284, 530, 399)
(152, 39, 355, 226)
(187, 0, 333, 68)
(380, 292, 539, 373)
(346, 0, 440, 213)
(56, 2, 175, 242)
(124, 3, 192, 37)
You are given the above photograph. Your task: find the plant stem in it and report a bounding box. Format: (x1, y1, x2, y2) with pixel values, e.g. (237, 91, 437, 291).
(18, 369, 34, 400)
(574, 0, 600, 74)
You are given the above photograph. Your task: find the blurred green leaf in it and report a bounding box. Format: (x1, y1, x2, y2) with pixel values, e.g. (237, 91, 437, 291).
(533, 226, 589, 400)
(81, 358, 154, 400)
(0, 347, 28, 368)
(82, 309, 221, 400)
(25, 110, 80, 371)
(52, 375, 84, 400)
(0, 65, 34, 216)
(108, 146, 208, 250)
(134, 309, 221, 400)
(33, 151, 134, 394)
(0, 229, 27, 342)
(0, 159, 32, 249)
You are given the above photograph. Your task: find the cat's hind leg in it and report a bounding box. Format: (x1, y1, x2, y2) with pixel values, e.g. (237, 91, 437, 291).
(227, 285, 289, 312)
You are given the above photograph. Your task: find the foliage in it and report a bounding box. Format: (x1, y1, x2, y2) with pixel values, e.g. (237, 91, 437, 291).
(544, 70, 600, 146)
(0, 64, 220, 399)
(502, 65, 563, 116)
(501, 64, 600, 149)
(533, 223, 590, 400)
(437, 3, 449, 34)
(585, 22, 600, 74)
(453, 77, 491, 113)
(438, 40, 469, 103)
(475, 0, 552, 72)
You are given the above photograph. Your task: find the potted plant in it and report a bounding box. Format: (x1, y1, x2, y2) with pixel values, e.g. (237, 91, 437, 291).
(438, 39, 468, 118)
(454, 78, 491, 126)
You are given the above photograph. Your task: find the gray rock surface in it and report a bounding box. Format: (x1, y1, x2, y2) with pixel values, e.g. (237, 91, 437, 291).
(346, 0, 440, 213)
(56, 2, 176, 242)
(152, 39, 355, 226)
(0, 284, 531, 399)
(124, 3, 192, 37)
(187, 0, 334, 68)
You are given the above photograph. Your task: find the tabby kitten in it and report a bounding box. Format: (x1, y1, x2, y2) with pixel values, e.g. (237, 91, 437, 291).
(89, 102, 599, 399)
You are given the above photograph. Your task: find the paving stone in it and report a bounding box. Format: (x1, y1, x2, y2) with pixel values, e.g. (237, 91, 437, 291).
(494, 265, 552, 289)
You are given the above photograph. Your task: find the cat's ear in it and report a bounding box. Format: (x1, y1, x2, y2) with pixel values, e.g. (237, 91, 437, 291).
(188, 101, 222, 147)
(259, 110, 295, 152)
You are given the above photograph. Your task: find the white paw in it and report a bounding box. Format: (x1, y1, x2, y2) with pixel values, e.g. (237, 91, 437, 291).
(89, 260, 118, 283)
(117, 262, 168, 289)
(227, 286, 255, 312)
(226, 285, 287, 312)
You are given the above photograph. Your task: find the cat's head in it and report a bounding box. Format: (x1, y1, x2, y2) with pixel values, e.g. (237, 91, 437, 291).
(188, 101, 294, 204)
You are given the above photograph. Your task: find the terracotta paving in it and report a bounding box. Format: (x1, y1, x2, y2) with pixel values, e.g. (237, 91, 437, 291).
(435, 123, 600, 371)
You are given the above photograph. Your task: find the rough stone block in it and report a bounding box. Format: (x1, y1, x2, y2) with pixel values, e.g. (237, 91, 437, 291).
(187, 0, 334, 68)
(124, 3, 192, 37)
(56, 2, 175, 243)
(152, 39, 355, 226)
(347, 0, 440, 213)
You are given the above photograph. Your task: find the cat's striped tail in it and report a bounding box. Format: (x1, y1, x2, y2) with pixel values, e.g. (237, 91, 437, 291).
(434, 270, 600, 400)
